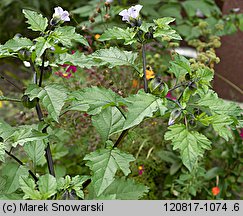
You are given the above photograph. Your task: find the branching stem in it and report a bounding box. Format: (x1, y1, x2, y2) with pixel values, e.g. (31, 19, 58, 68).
(5, 150, 38, 182)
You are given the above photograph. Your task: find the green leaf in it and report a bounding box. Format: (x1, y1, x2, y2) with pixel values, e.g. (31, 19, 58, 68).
(53, 26, 89, 47)
(84, 148, 135, 196)
(182, 0, 221, 17)
(0, 119, 14, 141)
(91, 47, 138, 69)
(154, 28, 182, 40)
(158, 4, 182, 20)
(34, 37, 51, 59)
(24, 140, 46, 165)
(139, 22, 155, 32)
(0, 142, 5, 162)
(196, 90, 242, 116)
(2, 163, 29, 194)
(19, 176, 42, 200)
(198, 115, 233, 141)
(2, 37, 33, 52)
(70, 86, 124, 115)
(102, 177, 149, 200)
(92, 106, 125, 142)
(56, 52, 96, 69)
(38, 174, 57, 199)
(11, 126, 48, 147)
(99, 27, 137, 45)
(169, 53, 191, 78)
(154, 17, 175, 27)
(25, 84, 68, 122)
(123, 90, 167, 130)
(153, 17, 182, 40)
(57, 175, 89, 199)
(22, 9, 48, 32)
(164, 124, 211, 171)
(196, 68, 214, 84)
(205, 167, 224, 180)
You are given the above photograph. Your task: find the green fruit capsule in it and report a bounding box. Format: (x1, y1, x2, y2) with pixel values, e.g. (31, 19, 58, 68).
(21, 95, 38, 109)
(43, 66, 52, 80)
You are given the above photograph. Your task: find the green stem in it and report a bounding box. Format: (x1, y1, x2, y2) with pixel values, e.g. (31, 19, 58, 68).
(5, 150, 38, 182)
(0, 97, 21, 103)
(168, 81, 188, 92)
(142, 43, 148, 93)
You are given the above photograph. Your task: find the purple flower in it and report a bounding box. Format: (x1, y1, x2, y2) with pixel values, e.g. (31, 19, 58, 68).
(119, 5, 143, 23)
(50, 6, 70, 25)
(240, 128, 243, 139)
(138, 165, 144, 175)
(53, 6, 70, 22)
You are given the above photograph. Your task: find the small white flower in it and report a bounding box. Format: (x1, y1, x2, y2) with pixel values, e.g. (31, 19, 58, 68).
(106, 0, 113, 3)
(53, 6, 70, 22)
(119, 5, 143, 23)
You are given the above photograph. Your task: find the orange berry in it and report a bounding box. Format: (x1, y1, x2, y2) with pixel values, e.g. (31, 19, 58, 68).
(212, 186, 220, 196)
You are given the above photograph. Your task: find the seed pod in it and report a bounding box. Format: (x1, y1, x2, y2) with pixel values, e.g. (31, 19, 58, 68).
(21, 95, 38, 109)
(168, 109, 182, 126)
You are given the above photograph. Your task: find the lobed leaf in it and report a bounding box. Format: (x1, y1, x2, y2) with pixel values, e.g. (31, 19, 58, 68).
(11, 126, 48, 147)
(91, 47, 138, 69)
(123, 90, 167, 130)
(23, 140, 46, 165)
(1, 37, 33, 52)
(69, 86, 124, 115)
(84, 148, 135, 196)
(164, 124, 211, 171)
(102, 177, 149, 200)
(25, 84, 68, 122)
(198, 115, 233, 141)
(169, 53, 191, 79)
(92, 106, 125, 142)
(34, 37, 51, 59)
(57, 52, 97, 69)
(99, 27, 137, 45)
(196, 90, 242, 116)
(2, 163, 29, 194)
(0, 119, 14, 141)
(19, 176, 42, 200)
(53, 26, 89, 47)
(38, 174, 57, 199)
(22, 9, 48, 32)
